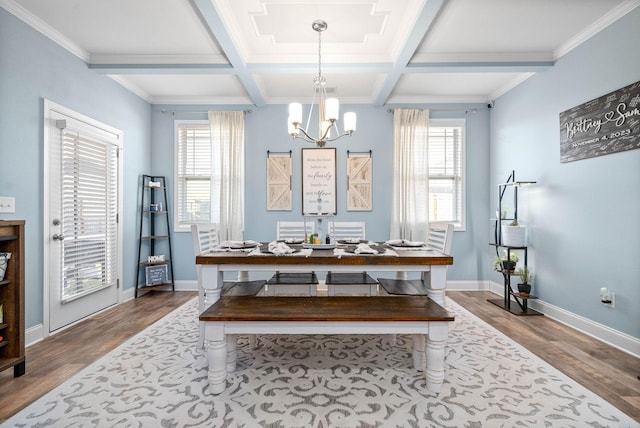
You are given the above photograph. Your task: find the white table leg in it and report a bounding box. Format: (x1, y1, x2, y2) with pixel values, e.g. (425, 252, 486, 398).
(425, 322, 448, 393)
(412, 334, 426, 371)
(199, 265, 223, 349)
(427, 265, 447, 306)
(205, 323, 227, 394)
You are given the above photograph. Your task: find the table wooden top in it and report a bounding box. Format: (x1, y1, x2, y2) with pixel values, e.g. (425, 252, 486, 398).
(200, 296, 455, 322)
(196, 245, 453, 267)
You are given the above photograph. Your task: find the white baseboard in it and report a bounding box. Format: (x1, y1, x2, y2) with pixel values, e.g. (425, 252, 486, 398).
(528, 298, 640, 358)
(479, 280, 640, 358)
(26, 323, 44, 347)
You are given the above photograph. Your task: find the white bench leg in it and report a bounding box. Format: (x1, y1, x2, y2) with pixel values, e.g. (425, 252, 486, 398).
(425, 323, 448, 393)
(205, 324, 227, 395)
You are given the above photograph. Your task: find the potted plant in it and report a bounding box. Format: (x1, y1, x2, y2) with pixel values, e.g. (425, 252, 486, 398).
(501, 219, 527, 247)
(493, 251, 518, 273)
(516, 266, 532, 295)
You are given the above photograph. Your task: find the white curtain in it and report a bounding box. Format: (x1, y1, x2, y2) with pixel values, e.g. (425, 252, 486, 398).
(209, 111, 245, 241)
(390, 108, 430, 242)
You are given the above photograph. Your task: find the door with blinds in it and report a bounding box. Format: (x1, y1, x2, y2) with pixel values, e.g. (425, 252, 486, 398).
(44, 101, 122, 332)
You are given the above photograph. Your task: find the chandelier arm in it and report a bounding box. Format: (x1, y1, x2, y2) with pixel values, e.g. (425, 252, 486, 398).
(324, 131, 354, 143)
(293, 126, 319, 144)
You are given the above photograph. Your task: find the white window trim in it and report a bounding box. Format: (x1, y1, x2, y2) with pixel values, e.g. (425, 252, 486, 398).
(429, 118, 466, 231)
(173, 119, 209, 233)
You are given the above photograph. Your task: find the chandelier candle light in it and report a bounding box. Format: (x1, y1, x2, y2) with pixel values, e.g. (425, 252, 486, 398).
(288, 20, 356, 147)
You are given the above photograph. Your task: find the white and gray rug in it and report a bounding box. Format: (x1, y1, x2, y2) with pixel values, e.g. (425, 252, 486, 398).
(5, 297, 638, 427)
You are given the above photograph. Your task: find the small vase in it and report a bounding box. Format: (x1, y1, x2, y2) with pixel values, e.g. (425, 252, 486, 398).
(518, 283, 531, 295)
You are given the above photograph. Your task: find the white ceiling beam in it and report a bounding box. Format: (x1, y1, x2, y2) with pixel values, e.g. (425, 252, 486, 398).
(189, 0, 265, 106)
(89, 63, 234, 75)
(373, 0, 448, 106)
(406, 61, 554, 73)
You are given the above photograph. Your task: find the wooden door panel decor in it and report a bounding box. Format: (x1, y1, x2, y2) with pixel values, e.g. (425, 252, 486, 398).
(302, 148, 336, 215)
(559, 80, 640, 163)
(347, 150, 372, 211)
(266, 151, 292, 211)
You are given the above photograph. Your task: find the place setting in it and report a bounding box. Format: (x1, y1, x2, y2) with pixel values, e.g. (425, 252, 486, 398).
(217, 240, 261, 252)
(333, 241, 397, 257)
(384, 239, 430, 251)
(248, 241, 312, 256)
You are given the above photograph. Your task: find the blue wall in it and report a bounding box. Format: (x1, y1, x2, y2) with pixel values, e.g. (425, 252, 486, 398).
(489, 8, 640, 337)
(152, 104, 490, 283)
(2, 4, 637, 341)
(0, 9, 151, 328)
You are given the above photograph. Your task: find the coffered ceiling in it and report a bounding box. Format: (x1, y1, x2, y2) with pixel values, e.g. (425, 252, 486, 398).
(2, 0, 637, 105)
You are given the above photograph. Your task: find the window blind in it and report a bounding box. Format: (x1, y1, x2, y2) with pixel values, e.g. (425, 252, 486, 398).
(61, 129, 118, 303)
(176, 123, 213, 227)
(428, 122, 464, 225)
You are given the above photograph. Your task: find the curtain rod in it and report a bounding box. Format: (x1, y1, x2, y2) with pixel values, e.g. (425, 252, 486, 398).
(161, 109, 252, 115)
(386, 108, 477, 114)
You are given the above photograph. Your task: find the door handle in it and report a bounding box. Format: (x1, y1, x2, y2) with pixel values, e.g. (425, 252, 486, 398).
(53, 234, 65, 241)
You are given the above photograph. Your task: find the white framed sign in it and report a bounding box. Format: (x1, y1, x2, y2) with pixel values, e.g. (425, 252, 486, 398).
(301, 148, 336, 215)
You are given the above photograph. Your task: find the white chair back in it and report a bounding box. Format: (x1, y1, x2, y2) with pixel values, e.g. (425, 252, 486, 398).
(327, 221, 366, 240)
(426, 222, 454, 254)
(277, 221, 314, 241)
(191, 223, 219, 256)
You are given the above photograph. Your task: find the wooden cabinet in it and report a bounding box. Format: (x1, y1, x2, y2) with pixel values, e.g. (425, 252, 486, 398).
(0, 220, 25, 376)
(135, 175, 174, 297)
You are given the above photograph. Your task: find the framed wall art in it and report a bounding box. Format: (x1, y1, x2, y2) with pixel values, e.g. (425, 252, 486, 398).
(346, 150, 372, 211)
(266, 151, 292, 211)
(301, 148, 336, 215)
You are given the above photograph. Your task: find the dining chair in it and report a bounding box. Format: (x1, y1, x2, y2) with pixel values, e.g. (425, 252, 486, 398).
(377, 222, 454, 296)
(325, 221, 378, 296)
(265, 221, 318, 296)
(191, 223, 265, 348)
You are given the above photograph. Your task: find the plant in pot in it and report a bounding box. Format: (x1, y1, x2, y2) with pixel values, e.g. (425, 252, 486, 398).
(516, 266, 532, 295)
(493, 251, 519, 273)
(501, 219, 527, 247)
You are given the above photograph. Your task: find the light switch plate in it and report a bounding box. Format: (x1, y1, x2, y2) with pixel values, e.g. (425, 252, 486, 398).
(0, 196, 16, 213)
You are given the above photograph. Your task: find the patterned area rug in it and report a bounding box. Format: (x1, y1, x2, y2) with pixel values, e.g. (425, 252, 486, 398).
(6, 298, 637, 427)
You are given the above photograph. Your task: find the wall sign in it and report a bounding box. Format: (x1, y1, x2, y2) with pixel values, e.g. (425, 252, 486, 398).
(559, 80, 640, 163)
(301, 148, 336, 215)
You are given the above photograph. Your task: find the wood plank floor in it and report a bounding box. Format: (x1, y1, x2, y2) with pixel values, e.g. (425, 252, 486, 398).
(449, 291, 640, 423)
(0, 290, 638, 423)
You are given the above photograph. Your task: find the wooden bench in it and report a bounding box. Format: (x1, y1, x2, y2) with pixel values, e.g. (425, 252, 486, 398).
(199, 295, 455, 395)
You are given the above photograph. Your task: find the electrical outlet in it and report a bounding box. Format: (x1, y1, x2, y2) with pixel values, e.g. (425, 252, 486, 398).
(0, 196, 15, 213)
(601, 291, 615, 308)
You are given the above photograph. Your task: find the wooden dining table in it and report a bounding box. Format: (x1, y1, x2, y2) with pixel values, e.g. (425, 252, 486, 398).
(195, 245, 455, 394)
(195, 244, 454, 309)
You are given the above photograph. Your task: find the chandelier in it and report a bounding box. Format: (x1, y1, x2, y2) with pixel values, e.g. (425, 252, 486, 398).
(287, 20, 356, 147)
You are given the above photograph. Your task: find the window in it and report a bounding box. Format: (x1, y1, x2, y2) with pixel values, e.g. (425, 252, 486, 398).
(412, 118, 465, 230)
(174, 120, 219, 232)
(428, 119, 465, 229)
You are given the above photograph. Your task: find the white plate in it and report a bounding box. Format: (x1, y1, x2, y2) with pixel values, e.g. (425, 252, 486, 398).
(220, 240, 260, 249)
(385, 239, 425, 247)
